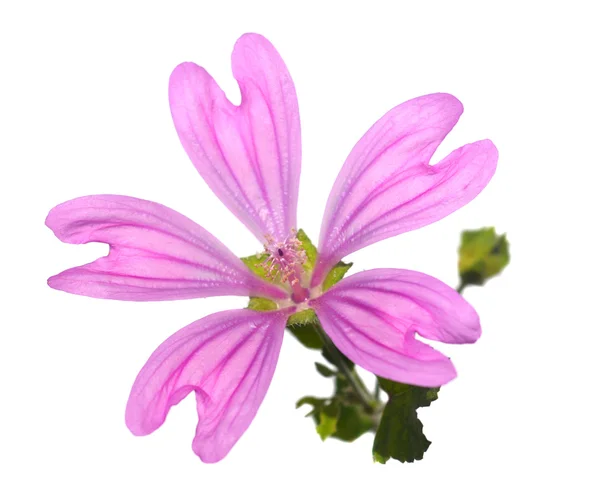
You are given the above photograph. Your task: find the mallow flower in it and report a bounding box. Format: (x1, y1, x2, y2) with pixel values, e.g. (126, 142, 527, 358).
(46, 33, 497, 462)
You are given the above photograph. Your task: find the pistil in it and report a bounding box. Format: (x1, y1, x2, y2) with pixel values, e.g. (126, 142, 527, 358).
(260, 229, 308, 293)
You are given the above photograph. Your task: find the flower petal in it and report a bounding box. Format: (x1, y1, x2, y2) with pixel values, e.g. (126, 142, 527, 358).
(310, 268, 480, 387)
(46, 195, 286, 300)
(125, 308, 291, 463)
(313, 94, 498, 285)
(169, 33, 301, 243)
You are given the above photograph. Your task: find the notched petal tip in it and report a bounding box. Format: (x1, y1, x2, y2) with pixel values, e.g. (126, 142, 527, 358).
(44, 207, 56, 232)
(125, 309, 290, 462)
(168, 34, 301, 243)
(169, 61, 203, 87)
(45, 198, 80, 242)
(480, 137, 499, 152)
(314, 92, 497, 279)
(312, 269, 482, 387)
(446, 296, 482, 344)
(47, 273, 64, 291)
(125, 384, 195, 438)
(419, 92, 464, 117)
(478, 138, 500, 166)
(45, 195, 286, 301)
(233, 32, 274, 50)
(401, 358, 458, 388)
(125, 405, 154, 437)
(191, 437, 226, 464)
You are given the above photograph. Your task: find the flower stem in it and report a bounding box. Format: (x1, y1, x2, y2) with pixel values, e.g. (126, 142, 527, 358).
(314, 324, 376, 412)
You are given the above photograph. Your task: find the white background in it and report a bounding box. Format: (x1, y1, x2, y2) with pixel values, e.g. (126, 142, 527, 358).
(1, 1, 598, 479)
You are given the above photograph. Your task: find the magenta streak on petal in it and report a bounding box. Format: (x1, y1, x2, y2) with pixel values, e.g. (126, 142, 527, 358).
(310, 268, 480, 387)
(169, 33, 301, 243)
(46, 195, 286, 301)
(125, 308, 291, 463)
(312, 93, 498, 286)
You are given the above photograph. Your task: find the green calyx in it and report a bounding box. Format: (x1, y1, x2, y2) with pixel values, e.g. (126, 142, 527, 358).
(287, 308, 318, 326)
(246, 297, 278, 312)
(295, 228, 318, 273)
(245, 299, 321, 344)
(322, 260, 353, 292)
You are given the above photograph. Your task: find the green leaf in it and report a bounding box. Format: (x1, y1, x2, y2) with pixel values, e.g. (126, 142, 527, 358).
(247, 297, 278, 311)
(373, 377, 440, 464)
(296, 396, 325, 410)
(296, 229, 318, 273)
(297, 396, 342, 441)
(322, 261, 353, 292)
(373, 452, 387, 464)
(316, 401, 340, 441)
(315, 362, 337, 378)
(458, 227, 510, 287)
(332, 403, 375, 442)
(299, 383, 375, 443)
(297, 345, 376, 443)
(296, 397, 324, 428)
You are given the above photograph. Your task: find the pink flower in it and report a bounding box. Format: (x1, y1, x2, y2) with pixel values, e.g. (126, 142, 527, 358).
(46, 33, 497, 462)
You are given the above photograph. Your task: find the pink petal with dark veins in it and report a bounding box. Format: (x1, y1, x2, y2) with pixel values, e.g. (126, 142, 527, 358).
(310, 268, 480, 387)
(169, 33, 301, 243)
(313, 94, 497, 285)
(125, 308, 291, 462)
(46, 195, 286, 301)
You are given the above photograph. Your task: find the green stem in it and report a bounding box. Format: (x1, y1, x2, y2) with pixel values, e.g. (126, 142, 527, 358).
(314, 324, 375, 412)
(457, 280, 467, 294)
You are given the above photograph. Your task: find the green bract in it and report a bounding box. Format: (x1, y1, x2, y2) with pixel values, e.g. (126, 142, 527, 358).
(287, 308, 318, 325)
(246, 297, 278, 311)
(296, 361, 377, 443)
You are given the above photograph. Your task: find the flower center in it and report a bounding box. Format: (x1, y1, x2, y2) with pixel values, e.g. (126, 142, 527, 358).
(261, 229, 309, 302)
